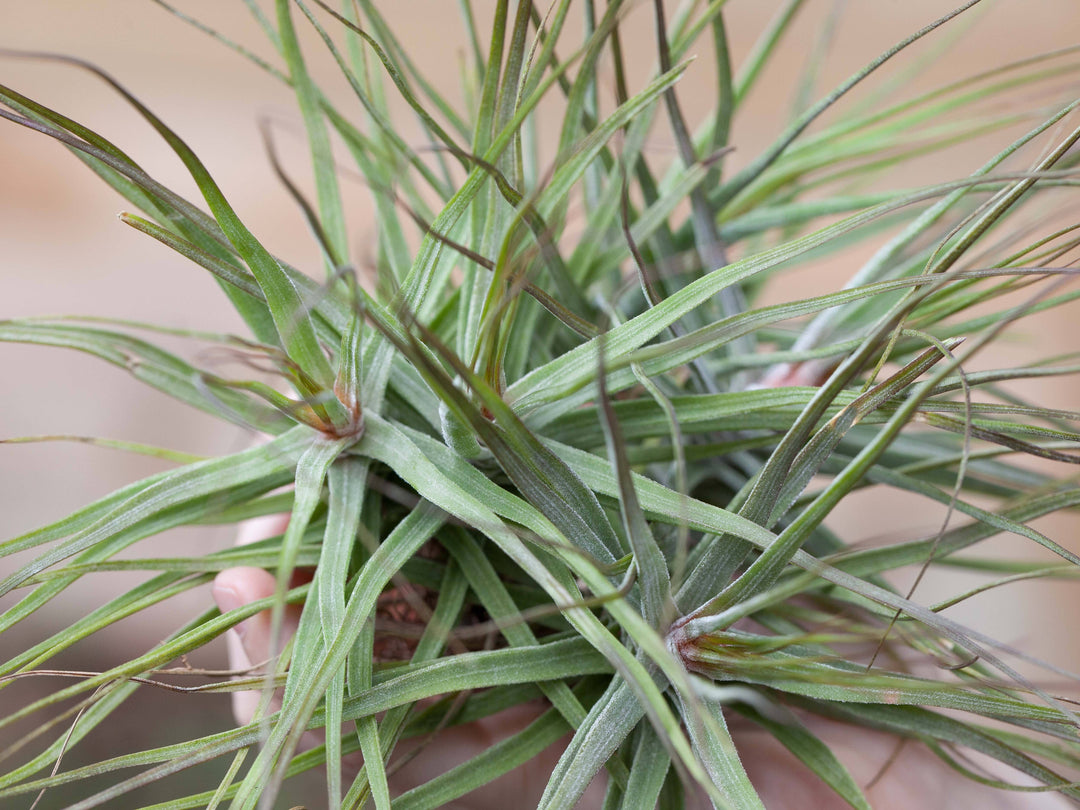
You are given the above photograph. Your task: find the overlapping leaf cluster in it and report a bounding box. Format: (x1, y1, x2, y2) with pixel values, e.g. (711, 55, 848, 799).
(2, 1, 1080, 807)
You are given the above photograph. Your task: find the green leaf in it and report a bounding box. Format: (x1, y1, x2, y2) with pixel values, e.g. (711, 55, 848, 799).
(275, 0, 349, 271)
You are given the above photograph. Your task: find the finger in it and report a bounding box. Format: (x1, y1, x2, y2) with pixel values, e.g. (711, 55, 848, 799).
(212, 566, 301, 725)
(215, 510, 292, 724)
(235, 512, 290, 547)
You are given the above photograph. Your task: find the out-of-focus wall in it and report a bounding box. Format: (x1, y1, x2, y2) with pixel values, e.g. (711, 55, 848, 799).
(2, 2, 1079, 806)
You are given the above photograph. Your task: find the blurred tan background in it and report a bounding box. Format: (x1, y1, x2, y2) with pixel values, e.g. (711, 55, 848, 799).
(2, 1, 1080, 806)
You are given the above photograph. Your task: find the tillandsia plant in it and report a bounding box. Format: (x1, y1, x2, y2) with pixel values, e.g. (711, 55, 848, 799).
(3, 0, 1080, 808)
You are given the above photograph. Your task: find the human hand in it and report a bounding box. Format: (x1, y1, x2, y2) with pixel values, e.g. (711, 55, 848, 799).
(211, 514, 604, 808)
(211, 516, 1069, 809)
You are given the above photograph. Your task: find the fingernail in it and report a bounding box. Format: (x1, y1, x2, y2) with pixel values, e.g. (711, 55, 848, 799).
(213, 583, 242, 614)
(214, 585, 250, 641)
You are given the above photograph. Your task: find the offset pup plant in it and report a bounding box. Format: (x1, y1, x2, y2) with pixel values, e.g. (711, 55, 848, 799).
(3, 0, 1080, 807)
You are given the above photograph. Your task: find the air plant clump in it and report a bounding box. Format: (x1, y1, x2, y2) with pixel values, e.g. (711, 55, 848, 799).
(2, 1, 1080, 808)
